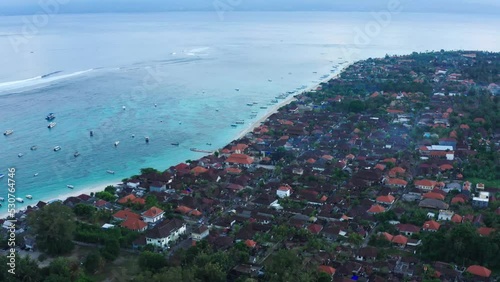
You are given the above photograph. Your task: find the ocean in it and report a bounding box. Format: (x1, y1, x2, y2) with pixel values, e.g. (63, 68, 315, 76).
(0, 12, 499, 212)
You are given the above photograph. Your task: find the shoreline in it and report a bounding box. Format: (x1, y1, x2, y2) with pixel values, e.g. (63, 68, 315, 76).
(0, 180, 119, 219)
(2, 63, 352, 219)
(233, 63, 351, 141)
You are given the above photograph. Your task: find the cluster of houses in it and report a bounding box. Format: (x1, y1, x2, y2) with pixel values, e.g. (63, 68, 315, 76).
(2, 51, 498, 281)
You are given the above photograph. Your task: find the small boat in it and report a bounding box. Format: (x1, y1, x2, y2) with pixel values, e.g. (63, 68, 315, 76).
(16, 197, 24, 203)
(90, 130, 94, 137)
(235, 88, 240, 91)
(171, 142, 179, 146)
(18, 153, 23, 158)
(252, 102, 258, 105)
(74, 151, 80, 157)
(231, 124, 238, 127)
(53, 146, 61, 151)
(190, 148, 213, 153)
(154, 103, 157, 107)
(30, 145, 37, 151)
(114, 141, 120, 147)
(106, 170, 115, 174)
(122, 106, 126, 110)
(235, 120, 245, 124)
(271, 99, 278, 103)
(145, 137, 149, 143)
(3, 130, 13, 136)
(0, 197, 4, 201)
(206, 143, 212, 146)
(67, 185, 74, 189)
(246, 103, 253, 106)
(268, 79, 272, 82)
(251, 111, 258, 114)
(45, 113, 55, 121)
(0, 174, 4, 179)
(26, 195, 32, 200)
(47, 122, 56, 128)
(34, 173, 39, 177)
(260, 106, 268, 109)
(131, 134, 135, 138)
(250, 115, 257, 118)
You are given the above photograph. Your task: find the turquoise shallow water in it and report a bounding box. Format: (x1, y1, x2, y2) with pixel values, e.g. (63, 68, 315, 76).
(0, 11, 499, 212)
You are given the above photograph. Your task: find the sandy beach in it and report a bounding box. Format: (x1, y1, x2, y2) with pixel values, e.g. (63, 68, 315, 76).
(1, 63, 352, 220)
(0, 180, 119, 219)
(233, 62, 352, 141)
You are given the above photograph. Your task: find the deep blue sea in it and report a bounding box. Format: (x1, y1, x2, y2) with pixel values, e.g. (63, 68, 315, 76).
(0, 12, 499, 213)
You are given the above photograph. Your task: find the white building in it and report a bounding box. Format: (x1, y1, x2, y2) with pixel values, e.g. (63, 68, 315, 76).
(276, 185, 292, 198)
(141, 206, 165, 223)
(145, 219, 186, 249)
(438, 210, 454, 221)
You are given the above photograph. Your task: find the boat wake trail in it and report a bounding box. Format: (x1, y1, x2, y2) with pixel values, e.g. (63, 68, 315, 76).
(0, 69, 95, 94)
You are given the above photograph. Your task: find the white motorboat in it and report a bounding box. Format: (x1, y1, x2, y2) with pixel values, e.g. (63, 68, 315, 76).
(67, 185, 74, 189)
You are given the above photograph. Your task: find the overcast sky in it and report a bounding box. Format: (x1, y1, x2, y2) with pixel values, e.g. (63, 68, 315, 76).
(1, 0, 499, 15)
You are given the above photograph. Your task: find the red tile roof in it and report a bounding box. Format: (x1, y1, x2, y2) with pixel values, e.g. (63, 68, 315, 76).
(307, 224, 324, 234)
(245, 239, 257, 248)
(367, 204, 385, 214)
(392, 235, 408, 245)
(423, 220, 441, 231)
(466, 265, 491, 278)
(386, 178, 408, 186)
(376, 195, 395, 204)
(121, 217, 147, 231)
(477, 227, 495, 236)
(414, 179, 437, 188)
(423, 192, 445, 201)
(191, 166, 208, 175)
(226, 153, 254, 165)
(113, 209, 141, 221)
(175, 205, 193, 214)
(318, 265, 336, 276)
(142, 206, 164, 218)
(451, 214, 462, 223)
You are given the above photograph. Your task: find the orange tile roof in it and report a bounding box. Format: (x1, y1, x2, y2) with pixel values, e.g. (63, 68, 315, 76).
(423, 220, 441, 231)
(121, 217, 147, 231)
(423, 192, 445, 201)
(392, 235, 408, 245)
(451, 214, 462, 223)
(439, 164, 453, 171)
(414, 179, 437, 188)
(367, 204, 385, 214)
(466, 265, 491, 278)
(191, 166, 208, 175)
(318, 265, 336, 276)
(383, 158, 396, 164)
(381, 232, 393, 241)
(226, 167, 242, 174)
(306, 158, 316, 164)
(113, 209, 141, 220)
(191, 209, 203, 217)
(245, 239, 257, 248)
(376, 195, 395, 204)
(226, 153, 254, 165)
(477, 227, 495, 236)
(175, 205, 193, 214)
(142, 206, 164, 218)
(451, 196, 466, 204)
(386, 178, 408, 186)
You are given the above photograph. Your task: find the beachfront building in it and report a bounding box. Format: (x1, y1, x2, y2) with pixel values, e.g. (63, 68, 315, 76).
(145, 219, 187, 249)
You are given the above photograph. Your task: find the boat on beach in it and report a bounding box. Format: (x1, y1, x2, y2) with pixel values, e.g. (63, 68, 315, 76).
(47, 122, 56, 128)
(106, 170, 115, 174)
(45, 113, 55, 121)
(67, 185, 74, 189)
(190, 148, 213, 154)
(54, 146, 61, 151)
(3, 130, 13, 136)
